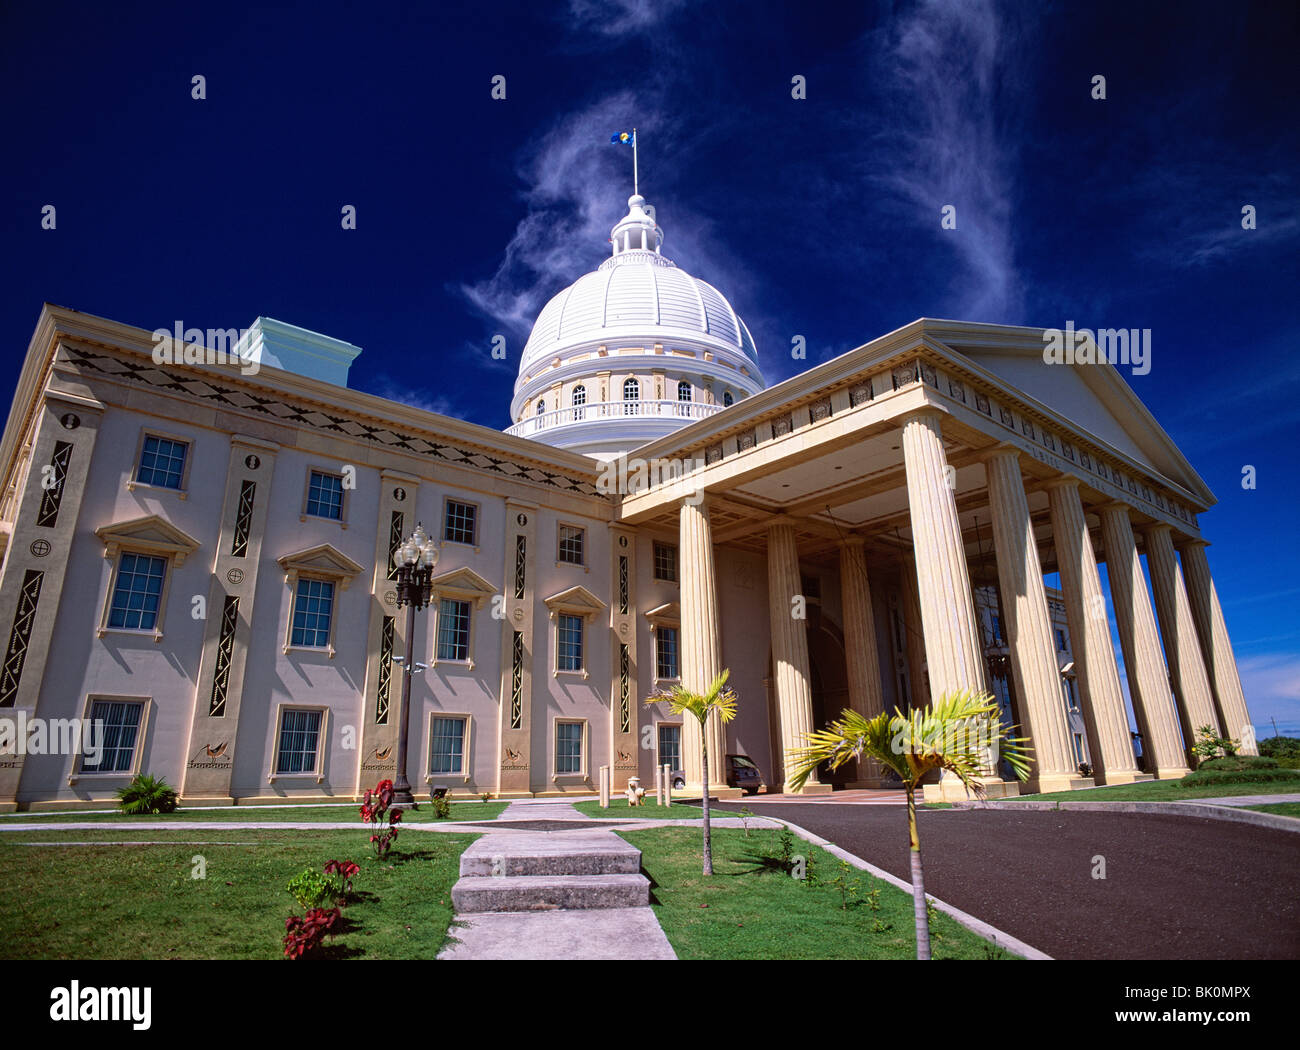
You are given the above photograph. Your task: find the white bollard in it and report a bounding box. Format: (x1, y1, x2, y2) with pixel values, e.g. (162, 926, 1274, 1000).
(653, 766, 663, 805)
(661, 763, 671, 806)
(599, 765, 610, 808)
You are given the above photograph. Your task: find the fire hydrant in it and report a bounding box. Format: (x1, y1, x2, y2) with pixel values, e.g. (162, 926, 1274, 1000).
(624, 776, 646, 806)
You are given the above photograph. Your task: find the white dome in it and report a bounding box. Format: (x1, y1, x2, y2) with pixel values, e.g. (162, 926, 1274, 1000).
(519, 254, 759, 374)
(507, 193, 765, 459)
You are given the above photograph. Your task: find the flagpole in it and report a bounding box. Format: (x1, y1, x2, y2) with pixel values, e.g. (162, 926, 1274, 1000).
(633, 127, 638, 196)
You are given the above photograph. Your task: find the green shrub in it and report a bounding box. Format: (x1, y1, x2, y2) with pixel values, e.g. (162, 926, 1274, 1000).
(1198, 755, 1278, 772)
(1259, 736, 1300, 759)
(1182, 767, 1300, 787)
(430, 793, 453, 819)
(115, 773, 178, 815)
(286, 867, 347, 910)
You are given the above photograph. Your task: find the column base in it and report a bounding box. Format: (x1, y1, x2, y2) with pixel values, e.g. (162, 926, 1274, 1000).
(845, 778, 896, 790)
(787, 782, 835, 796)
(1099, 771, 1155, 785)
(685, 784, 746, 800)
(923, 776, 1021, 803)
(179, 796, 237, 808)
(1154, 766, 1193, 780)
(1025, 774, 1095, 795)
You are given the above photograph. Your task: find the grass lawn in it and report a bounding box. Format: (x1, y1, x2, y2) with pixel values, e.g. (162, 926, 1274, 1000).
(0, 828, 476, 959)
(1015, 777, 1300, 803)
(572, 798, 730, 821)
(621, 825, 1012, 960)
(0, 802, 508, 824)
(1243, 802, 1300, 819)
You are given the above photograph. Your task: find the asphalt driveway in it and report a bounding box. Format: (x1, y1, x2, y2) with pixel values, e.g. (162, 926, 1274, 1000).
(713, 799, 1300, 959)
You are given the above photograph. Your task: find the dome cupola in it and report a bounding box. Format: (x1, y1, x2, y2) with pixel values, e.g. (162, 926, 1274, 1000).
(507, 193, 765, 460)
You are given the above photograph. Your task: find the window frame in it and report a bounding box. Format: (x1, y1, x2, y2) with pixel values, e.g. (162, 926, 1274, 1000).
(652, 541, 678, 582)
(269, 704, 330, 783)
(288, 575, 337, 652)
(128, 429, 192, 497)
(656, 721, 683, 774)
(300, 466, 350, 526)
(654, 624, 680, 683)
(556, 612, 585, 674)
(71, 695, 153, 781)
(557, 522, 586, 567)
(434, 596, 473, 664)
(441, 496, 480, 548)
(426, 712, 472, 783)
(553, 718, 588, 778)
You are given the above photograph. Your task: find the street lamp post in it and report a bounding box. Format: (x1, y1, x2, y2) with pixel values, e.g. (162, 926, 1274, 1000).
(392, 522, 439, 805)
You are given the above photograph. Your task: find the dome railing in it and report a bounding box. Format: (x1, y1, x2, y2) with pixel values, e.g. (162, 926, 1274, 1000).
(506, 398, 725, 437)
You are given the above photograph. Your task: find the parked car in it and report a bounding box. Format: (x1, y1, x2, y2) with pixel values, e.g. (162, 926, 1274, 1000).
(726, 754, 763, 794)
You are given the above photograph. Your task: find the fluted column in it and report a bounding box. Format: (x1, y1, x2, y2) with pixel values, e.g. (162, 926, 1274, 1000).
(1179, 540, 1257, 753)
(898, 551, 928, 709)
(767, 522, 828, 793)
(1098, 504, 1190, 777)
(1046, 480, 1147, 783)
(1144, 524, 1222, 750)
(902, 411, 986, 698)
(903, 413, 1018, 801)
(985, 450, 1087, 792)
(679, 496, 726, 794)
(840, 537, 886, 786)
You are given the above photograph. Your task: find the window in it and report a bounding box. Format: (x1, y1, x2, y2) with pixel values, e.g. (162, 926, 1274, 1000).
(572, 384, 586, 420)
(1056, 627, 1069, 653)
(991, 614, 1004, 645)
(653, 541, 678, 582)
(80, 700, 143, 773)
(290, 578, 335, 648)
(443, 499, 478, 546)
(275, 708, 323, 774)
(657, 724, 682, 772)
(556, 721, 583, 774)
(305, 470, 344, 520)
(436, 598, 471, 661)
(430, 716, 466, 775)
(623, 377, 639, 414)
(108, 553, 167, 631)
(136, 435, 187, 489)
(656, 625, 679, 680)
(557, 613, 584, 671)
(722, 390, 734, 407)
(677, 380, 692, 415)
(536, 399, 546, 416)
(558, 524, 585, 565)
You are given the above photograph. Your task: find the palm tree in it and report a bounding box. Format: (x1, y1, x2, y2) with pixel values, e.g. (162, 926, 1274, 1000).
(788, 689, 1031, 959)
(649, 669, 738, 875)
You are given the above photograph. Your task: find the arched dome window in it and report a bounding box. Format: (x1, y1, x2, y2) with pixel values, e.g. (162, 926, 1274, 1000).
(572, 384, 586, 420)
(677, 379, 692, 416)
(623, 377, 640, 415)
(722, 390, 734, 407)
(536, 399, 546, 416)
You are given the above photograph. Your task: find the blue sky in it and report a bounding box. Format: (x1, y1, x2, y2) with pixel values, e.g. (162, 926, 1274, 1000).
(1, 0, 1296, 736)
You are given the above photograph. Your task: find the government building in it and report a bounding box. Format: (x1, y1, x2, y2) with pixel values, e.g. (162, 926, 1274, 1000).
(0, 192, 1256, 809)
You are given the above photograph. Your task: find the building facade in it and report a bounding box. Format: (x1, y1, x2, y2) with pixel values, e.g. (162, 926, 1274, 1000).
(0, 195, 1256, 810)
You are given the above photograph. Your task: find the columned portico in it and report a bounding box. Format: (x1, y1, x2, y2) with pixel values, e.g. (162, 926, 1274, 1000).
(903, 411, 1017, 800)
(984, 449, 1092, 794)
(1099, 504, 1191, 778)
(1178, 540, 1257, 753)
(840, 537, 888, 786)
(1144, 523, 1222, 752)
(677, 495, 737, 797)
(766, 522, 831, 793)
(1046, 480, 1149, 784)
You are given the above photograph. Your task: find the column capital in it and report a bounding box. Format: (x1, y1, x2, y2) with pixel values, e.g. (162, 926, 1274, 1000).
(837, 534, 867, 550)
(1096, 499, 1130, 517)
(898, 406, 944, 429)
(1174, 536, 1210, 552)
(977, 442, 1022, 464)
(1043, 475, 1081, 494)
(1141, 521, 1174, 540)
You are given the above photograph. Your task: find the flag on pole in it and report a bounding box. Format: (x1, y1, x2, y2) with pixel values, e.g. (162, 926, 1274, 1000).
(610, 131, 635, 146)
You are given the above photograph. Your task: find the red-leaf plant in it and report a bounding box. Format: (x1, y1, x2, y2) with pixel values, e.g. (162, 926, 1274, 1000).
(360, 778, 404, 858)
(283, 907, 341, 960)
(323, 859, 360, 897)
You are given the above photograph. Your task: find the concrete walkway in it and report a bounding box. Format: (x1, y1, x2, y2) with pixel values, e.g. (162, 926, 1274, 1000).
(440, 797, 677, 961)
(1186, 792, 1300, 807)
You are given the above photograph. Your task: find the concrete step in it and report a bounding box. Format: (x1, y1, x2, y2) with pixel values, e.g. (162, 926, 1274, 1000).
(451, 873, 650, 912)
(458, 832, 642, 877)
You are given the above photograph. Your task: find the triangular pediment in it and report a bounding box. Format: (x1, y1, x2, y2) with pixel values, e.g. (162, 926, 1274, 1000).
(277, 543, 365, 583)
(924, 323, 1215, 505)
(643, 601, 681, 625)
(543, 584, 607, 620)
(96, 514, 201, 564)
(431, 566, 497, 606)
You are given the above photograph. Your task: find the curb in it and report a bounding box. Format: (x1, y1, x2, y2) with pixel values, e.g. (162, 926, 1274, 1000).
(948, 798, 1300, 834)
(772, 817, 1052, 961)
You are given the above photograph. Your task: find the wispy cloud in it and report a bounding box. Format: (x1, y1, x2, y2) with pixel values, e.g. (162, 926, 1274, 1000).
(868, 0, 1027, 320)
(565, 0, 686, 37)
(1238, 652, 1300, 732)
